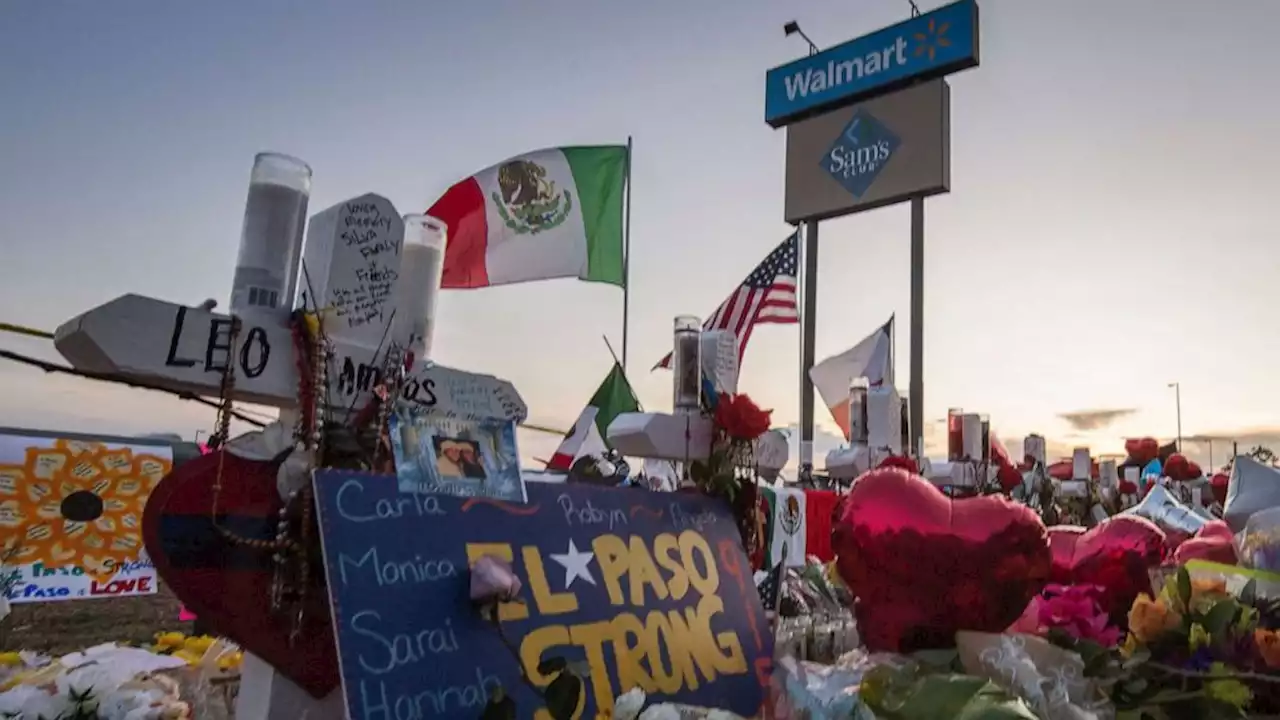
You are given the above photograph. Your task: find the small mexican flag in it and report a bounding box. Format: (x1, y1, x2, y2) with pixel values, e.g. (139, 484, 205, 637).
(546, 363, 640, 472)
(428, 145, 628, 289)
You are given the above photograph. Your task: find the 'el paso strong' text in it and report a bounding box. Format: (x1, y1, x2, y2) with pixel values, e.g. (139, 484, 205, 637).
(465, 530, 748, 718)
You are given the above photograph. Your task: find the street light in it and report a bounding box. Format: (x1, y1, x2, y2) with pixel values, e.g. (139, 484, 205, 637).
(1167, 382, 1182, 452)
(783, 21, 819, 56)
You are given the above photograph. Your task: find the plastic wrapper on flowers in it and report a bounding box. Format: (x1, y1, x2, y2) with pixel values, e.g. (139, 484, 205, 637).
(610, 688, 751, 720)
(956, 631, 1115, 720)
(0, 643, 194, 719)
(777, 562, 852, 618)
(766, 651, 900, 720)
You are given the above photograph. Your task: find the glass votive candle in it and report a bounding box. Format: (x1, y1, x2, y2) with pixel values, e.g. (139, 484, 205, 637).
(672, 315, 701, 414)
(848, 378, 869, 444)
(947, 407, 964, 461)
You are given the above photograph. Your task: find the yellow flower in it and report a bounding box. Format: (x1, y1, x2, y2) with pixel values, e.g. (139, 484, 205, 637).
(181, 635, 215, 653)
(0, 652, 21, 666)
(1120, 633, 1140, 658)
(154, 631, 185, 649)
(1189, 623, 1210, 652)
(172, 648, 204, 666)
(1254, 628, 1280, 669)
(1207, 663, 1252, 709)
(1128, 593, 1181, 643)
(216, 651, 243, 671)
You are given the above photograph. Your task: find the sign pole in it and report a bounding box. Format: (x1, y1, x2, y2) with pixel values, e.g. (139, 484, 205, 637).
(908, 196, 925, 457)
(799, 220, 819, 475)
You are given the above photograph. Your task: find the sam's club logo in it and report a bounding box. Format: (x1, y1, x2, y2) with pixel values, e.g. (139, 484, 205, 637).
(823, 110, 900, 198)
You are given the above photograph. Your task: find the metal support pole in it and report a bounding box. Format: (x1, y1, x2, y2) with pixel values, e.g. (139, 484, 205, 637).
(909, 197, 925, 457)
(1175, 384, 1183, 451)
(799, 221, 820, 474)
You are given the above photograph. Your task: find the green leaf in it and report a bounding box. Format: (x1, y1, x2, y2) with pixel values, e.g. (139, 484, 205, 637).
(1122, 646, 1152, 670)
(543, 672, 582, 720)
(1202, 599, 1238, 638)
(536, 656, 568, 675)
(1045, 627, 1075, 649)
(874, 674, 1037, 720)
(909, 648, 959, 671)
(1177, 567, 1192, 609)
(1238, 578, 1257, 606)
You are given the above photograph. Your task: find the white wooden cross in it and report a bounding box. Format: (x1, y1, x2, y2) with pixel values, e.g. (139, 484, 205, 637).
(604, 330, 789, 476)
(53, 293, 527, 719)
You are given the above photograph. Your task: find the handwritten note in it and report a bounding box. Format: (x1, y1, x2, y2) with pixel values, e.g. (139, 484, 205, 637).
(301, 193, 406, 347)
(313, 473, 772, 720)
(700, 330, 739, 395)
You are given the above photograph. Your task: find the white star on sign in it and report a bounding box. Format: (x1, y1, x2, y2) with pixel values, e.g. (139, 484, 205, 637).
(549, 539, 596, 588)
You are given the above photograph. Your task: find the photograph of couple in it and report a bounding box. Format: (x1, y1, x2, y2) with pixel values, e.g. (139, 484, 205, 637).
(432, 436, 487, 480)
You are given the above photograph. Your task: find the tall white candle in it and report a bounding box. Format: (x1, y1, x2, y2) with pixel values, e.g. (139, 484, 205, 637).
(393, 215, 447, 360)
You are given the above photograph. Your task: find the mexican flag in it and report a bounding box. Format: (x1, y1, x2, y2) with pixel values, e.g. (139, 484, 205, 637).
(428, 145, 628, 289)
(547, 363, 640, 472)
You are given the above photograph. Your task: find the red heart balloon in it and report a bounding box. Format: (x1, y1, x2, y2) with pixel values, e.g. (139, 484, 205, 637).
(1125, 438, 1160, 466)
(1210, 473, 1229, 505)
(833, 467, 1050, 652)
(142, 450, 340, 698)
(1046, 516, 1165, 620)
(1173, 520, 1238, 566)
(1165, 454, 1191, 481)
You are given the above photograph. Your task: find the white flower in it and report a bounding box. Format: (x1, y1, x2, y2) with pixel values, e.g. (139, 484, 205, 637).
(56, 662, 131, 699)
(97, 688, 162, 720)
(0, 686, 75, 719)
(612, 687, 646, 720)
(0, 685, 47, 716)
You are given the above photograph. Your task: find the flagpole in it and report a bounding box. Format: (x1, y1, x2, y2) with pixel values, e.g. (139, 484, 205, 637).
(621, 136, 634, 374)
(602, 333, 644, 412)
(888, 314, 896, 388)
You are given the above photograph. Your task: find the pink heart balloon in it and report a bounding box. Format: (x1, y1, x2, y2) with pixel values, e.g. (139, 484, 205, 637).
(1046, 517, 1165, 620)
(1172, 520, 1238, 566)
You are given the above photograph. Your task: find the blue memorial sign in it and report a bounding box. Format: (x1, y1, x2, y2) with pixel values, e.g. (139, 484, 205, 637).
(313, 471, 773, 720)
(764, 0, 979, 127)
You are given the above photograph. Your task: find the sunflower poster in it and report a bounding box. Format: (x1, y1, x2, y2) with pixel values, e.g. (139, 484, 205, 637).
(0, 434, 171, 603)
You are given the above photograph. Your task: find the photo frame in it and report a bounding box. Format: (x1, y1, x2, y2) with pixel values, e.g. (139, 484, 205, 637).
(389, 408, 526, 503)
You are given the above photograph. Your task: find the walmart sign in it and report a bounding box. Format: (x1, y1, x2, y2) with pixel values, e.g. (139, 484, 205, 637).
(765, 0, 979, 128)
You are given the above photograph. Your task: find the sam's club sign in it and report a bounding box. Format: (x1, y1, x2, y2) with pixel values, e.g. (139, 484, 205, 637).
(765, 0, 978, 127)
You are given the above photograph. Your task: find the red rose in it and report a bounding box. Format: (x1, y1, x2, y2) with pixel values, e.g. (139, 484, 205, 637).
(997, 464, 1023, 493)
(878, 455, 919, 475)
(714, 393, 773, 441)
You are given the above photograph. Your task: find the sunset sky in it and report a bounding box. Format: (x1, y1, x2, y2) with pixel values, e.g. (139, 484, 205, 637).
(1, 0, 1277, 471)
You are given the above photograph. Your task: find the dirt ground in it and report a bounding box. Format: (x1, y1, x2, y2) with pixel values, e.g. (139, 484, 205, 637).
(1, 579, 192, 653)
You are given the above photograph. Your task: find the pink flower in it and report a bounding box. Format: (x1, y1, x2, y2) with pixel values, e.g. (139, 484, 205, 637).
(470, 555, 522, 604)
(1010, 584, 1121, 646)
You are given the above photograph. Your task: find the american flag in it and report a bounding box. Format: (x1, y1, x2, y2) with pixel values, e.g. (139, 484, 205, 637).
(654, 233, 799, 370)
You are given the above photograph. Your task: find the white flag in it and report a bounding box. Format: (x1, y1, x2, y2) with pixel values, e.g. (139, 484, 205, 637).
(808, 316, 893, 440)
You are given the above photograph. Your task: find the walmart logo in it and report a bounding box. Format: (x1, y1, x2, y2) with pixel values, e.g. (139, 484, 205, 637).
(822, 110, 900, 198)
(912, 18, 952, 61)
